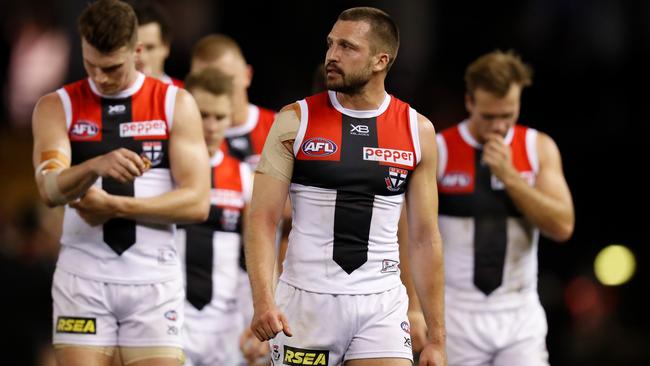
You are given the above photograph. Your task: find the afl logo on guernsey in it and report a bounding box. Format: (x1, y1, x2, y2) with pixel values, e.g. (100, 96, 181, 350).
(302, 137, 338, 157)
(70, 120, 99, 139)
(440, 172, 472, 188)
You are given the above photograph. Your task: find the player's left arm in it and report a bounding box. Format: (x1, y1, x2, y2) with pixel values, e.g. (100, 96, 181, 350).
(483, 131, 574, 241)
(405, 114, 446, 365)
(76, 89, 211, 225)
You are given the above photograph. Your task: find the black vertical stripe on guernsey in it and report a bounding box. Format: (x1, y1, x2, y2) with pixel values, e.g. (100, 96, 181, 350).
(185, 168, 218, 310)
(101, 97, 136, 255)
(473, 149, 508, 295)
(225, 134, 254, 162)
(184, 216, 215, 310)
(332, 114, 377, 274)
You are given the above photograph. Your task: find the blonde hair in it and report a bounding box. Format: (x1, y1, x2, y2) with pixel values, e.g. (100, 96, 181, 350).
(184, 68, 234, 97)
(191, 34, 244, 63)
(465, 50, 533, 97)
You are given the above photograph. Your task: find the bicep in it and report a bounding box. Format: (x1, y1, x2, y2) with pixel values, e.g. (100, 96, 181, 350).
(535, 133, 572, 206)
(255, 107, 299, 183)
(32, 93, 71, 169)
(168, 89, 209, 188)
(405, 115, 439, 239)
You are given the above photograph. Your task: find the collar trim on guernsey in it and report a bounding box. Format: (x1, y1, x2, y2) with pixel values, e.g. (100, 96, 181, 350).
(88, 72, 146, 99)
(328, 90, 391, 118)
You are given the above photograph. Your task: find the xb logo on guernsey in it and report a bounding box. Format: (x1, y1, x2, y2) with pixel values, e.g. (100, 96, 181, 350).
(108, 104, 126, 115)
(142, 141, 163, 167)
(350, 123, 369, 136)
(283, 346, 329, 365)
(302, 137, 338, 157)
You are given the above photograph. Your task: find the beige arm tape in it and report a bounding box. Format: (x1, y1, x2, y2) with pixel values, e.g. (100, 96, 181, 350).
(120, 346, 185, 365)
(255, 108, 300, 183)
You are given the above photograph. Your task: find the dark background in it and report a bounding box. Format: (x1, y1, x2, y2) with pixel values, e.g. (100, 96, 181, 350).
(0, 0, 647, 365)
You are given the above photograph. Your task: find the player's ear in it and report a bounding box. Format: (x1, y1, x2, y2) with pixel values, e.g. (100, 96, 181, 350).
(464, 92, 475, 114)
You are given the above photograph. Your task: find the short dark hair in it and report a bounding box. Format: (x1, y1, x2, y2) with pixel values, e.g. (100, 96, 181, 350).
(191, 34, 245, 63)
(130, 0, 172, 44)
(465, 50, 533, 98)
(184, 68, 234, 97)
(338, 7, 400, 70)
(78, 0, 138, 52)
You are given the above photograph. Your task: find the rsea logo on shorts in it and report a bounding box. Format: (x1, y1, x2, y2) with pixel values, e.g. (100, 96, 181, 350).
(56, 317, 96, 334)
(283, 345, 329, 365)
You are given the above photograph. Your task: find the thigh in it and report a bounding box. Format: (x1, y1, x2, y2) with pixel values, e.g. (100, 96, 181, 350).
(120, 347, 184, 366)
(493, 301, 549, 366)
(117, 278, 185, 348)
(345, 285, 413, 363)
(52, 268, 118, 346)
(54, 345, 115, 366)
(269, 282, 348, 366)
(345, 358, 411, 366)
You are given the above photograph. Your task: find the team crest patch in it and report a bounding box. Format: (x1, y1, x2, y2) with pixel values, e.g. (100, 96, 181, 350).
(385, 167, 408, 192)
(142, 141, 163, 167)
(283, 346, 329, 365)
(56, 317, 96, 334)
(301, 137, 338, 157)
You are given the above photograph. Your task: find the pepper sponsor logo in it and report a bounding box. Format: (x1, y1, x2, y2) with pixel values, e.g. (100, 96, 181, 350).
(56, 317, 96, 334)
(363, 147, 414, 166)
(283, 345, 329, 365)
(120, 120, 167, 138)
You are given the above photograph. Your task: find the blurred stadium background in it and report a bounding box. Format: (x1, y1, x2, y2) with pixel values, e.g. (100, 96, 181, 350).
(0, 0, 647, 365)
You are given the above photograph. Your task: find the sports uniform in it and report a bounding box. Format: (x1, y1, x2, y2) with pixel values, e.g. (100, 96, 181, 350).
(267, 91, 420, 364)
(222, 104, 275, 169)
(52, 72, 184, 348)
(159, 74, 184, 89)
(176, 150, 252, 366)
(437, 120, 549, 366)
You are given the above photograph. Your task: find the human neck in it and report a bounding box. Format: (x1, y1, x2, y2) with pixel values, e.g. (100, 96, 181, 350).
(334, 79, 386, 110)
(207, 142, 221, 158)
(232, 93, 250, 127)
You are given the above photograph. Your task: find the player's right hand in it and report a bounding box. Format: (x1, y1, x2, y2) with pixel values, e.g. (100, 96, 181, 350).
(250, 303, 293, 341)
(91, 148, 150, 183)
(418, 343, 447, 366)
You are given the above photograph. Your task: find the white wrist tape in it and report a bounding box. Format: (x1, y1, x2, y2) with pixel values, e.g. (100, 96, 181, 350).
(43, 169, 67, 205)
